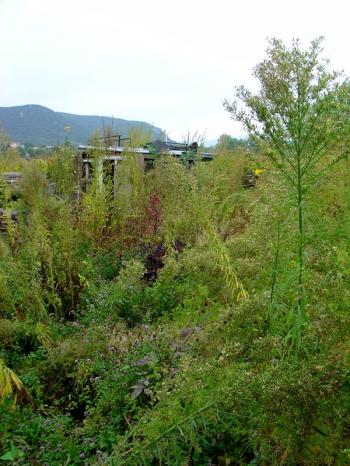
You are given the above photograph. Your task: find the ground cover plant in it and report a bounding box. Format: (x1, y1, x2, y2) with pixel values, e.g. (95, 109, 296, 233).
(1, 38, 350, 465)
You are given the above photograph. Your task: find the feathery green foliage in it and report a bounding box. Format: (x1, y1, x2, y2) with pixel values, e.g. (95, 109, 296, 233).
(224, 37, 350, 355)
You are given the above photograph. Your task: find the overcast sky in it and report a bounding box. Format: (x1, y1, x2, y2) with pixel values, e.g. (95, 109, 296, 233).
(1, 0, 349, 142)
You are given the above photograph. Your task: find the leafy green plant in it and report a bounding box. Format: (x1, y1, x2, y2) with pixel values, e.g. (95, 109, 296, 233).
(225, 37, 350, 355)
(0, 443, 24, 461)
(0, 357, 24, 405)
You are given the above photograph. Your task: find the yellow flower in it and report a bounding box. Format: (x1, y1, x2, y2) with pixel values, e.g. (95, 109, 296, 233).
(254, 168, 264, 176)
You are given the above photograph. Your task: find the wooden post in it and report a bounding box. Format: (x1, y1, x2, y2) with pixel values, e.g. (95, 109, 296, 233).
(83, 162, 90, 192)
(137, 153, 145, 171)
(113, 159, 118, 200)
(75, 154, 82, 201)
(84, 162, 90, 181)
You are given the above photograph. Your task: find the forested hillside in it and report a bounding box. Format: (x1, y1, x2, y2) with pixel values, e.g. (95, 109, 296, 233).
(0, 38, 350, 465)
(0, 105, 165, 146)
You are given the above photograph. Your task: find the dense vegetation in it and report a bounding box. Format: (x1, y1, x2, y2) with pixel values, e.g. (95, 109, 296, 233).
(1, 39, 350, 465)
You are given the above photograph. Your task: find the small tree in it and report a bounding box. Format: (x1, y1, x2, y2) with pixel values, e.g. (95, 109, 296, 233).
(224, 37, 350, 355)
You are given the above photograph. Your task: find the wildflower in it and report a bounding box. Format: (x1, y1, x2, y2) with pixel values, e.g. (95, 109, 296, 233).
(254, 168, 264, 176)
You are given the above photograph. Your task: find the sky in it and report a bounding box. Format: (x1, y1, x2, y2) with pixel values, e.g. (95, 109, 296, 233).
(0, 0, 349, 142)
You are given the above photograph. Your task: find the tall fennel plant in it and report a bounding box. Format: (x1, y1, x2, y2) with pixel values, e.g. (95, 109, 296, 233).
(224, 37, 350, 355)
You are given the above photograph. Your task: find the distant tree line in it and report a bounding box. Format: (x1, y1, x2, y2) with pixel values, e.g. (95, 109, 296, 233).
(215, 134, 257, 152)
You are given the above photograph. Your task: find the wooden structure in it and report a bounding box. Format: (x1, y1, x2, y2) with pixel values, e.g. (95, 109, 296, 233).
(0, 172, 22, 187)
(76, 142, 213, 199)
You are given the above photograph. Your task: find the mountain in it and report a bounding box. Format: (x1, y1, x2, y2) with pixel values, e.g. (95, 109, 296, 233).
(0, 105, 165, 146)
